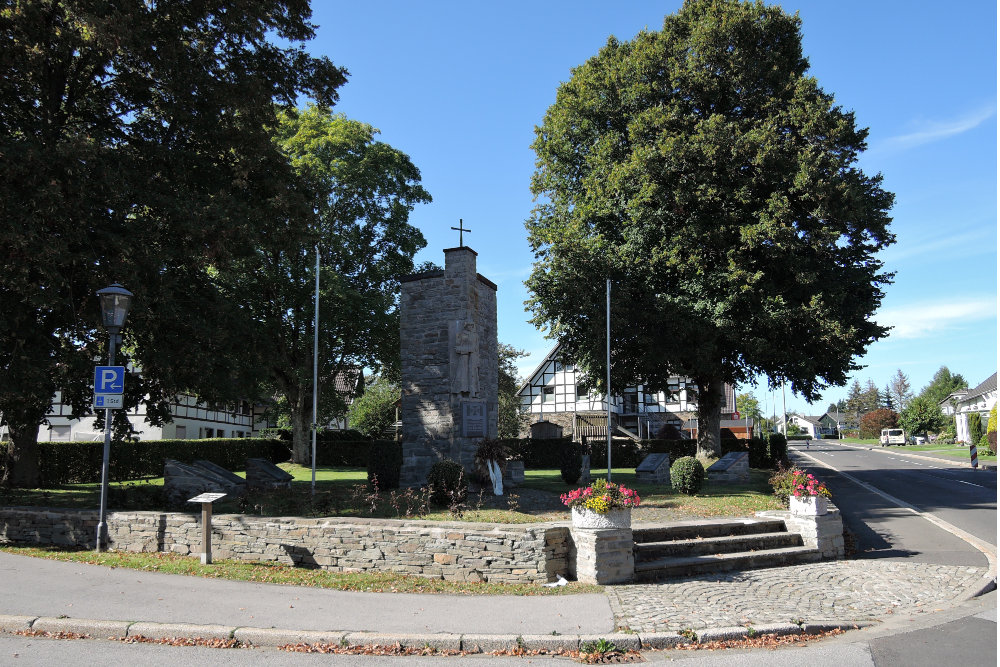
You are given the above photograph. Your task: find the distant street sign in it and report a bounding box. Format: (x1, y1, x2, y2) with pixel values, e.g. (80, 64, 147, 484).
(94, 394, 123, 409)
(733, 410, 741, 420)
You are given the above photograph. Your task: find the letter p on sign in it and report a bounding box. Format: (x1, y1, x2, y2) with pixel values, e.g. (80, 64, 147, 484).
(94, 366, 125, 393)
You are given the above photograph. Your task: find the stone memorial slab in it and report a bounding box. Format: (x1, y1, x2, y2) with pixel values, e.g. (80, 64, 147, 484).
(245, 458, 294, 491)
(192, 460, 246, 494)
(163, 459, 229, 507)
(635, 453, 670, 485)
(707, 451, 750, 483)
(462, 401, 487, 438)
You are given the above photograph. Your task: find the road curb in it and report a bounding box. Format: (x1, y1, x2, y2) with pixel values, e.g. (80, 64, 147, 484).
(0, 615, 883, 651)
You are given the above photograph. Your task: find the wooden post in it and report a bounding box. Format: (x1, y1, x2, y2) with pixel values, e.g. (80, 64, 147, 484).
(186, 492, 226, 565)
(201, 501, 212, 565)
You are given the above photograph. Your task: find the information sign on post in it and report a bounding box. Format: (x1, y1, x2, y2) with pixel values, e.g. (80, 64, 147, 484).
(93, 365, 125, 411)
(187, 492, 227, 564)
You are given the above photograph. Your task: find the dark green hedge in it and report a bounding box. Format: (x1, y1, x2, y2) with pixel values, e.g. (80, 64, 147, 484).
(35, 438, 289, 486)
(268, 428, 370, 443)
(313, 440, 374, 467)
(502, 437, 698, 470)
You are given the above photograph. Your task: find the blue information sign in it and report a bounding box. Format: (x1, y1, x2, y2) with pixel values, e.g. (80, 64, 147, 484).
(94, 366, 125, 393)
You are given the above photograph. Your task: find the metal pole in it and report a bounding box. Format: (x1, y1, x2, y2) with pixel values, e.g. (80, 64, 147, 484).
(606, 278, 612, 482)
(95, 338, 115, 552)
(781, 381, 787, 436)
(311, 244, 320, 497)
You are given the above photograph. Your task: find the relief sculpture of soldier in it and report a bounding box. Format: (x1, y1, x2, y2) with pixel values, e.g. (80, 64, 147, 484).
(451, 319, 479, 397)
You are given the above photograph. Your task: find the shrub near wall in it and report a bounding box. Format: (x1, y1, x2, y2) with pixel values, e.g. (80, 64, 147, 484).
(36, 438, 288, 486)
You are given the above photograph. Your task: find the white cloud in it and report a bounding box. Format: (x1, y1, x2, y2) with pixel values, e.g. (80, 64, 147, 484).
(880, 224, 996, 265)
(876, 106, 995, 153)
(878, 298, 997, 339)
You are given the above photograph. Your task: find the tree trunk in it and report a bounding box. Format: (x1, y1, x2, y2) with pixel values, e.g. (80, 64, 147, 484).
(695, 375, 723, 458)
(288, 389, 311, 465)
(1, 421, 41, 488)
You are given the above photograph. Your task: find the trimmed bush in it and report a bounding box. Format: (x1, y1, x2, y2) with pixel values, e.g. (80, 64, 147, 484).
(748, 436, 770, 468)
(559, 442, 583, 484)
(426, 459, 467, 506)
(35, 438, 288, 486)
(366, 440, 402, 490)
(670, 456, 705, 495)
(767, 433, 788, 466)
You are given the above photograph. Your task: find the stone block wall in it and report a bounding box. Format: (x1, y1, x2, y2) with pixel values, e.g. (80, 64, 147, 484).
(568, 527, 634, 584)
(756, 505, 846, 559)
(0, 508, 569, 584)
(399, 247, 498, 487)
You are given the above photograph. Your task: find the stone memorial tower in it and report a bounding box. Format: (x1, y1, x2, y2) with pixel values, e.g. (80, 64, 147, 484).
(399, 245, 498, 487)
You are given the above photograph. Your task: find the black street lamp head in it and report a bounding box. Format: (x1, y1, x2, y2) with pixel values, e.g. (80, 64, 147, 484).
(96, 283, 133, 332)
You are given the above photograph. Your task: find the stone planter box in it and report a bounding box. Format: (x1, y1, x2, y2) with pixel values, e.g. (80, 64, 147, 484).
(789, 495, 828, 516)
(571, 507, 631, 530)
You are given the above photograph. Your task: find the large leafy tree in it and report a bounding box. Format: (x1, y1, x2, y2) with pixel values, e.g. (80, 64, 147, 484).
(525, 0, 894, 457)
(899, 395, 944, 438)
(216, 106, 430, 463)
(0, 0, 345, 487)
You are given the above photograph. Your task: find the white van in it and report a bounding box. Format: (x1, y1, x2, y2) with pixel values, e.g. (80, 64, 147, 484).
(880, 428, 905, 446)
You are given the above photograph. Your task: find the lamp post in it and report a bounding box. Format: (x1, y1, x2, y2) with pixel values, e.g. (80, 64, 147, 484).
(95, 283, 133, 552)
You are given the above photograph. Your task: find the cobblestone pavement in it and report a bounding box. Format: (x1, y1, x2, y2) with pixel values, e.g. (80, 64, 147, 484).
(607, 561, 988, 632)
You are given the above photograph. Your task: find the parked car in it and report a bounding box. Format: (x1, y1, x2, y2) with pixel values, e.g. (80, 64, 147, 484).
(880, 428, 906, 446)
(910, 435, 927, 445)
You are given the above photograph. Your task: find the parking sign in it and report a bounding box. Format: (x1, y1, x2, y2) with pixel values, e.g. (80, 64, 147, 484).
(94, 366, 125, 393)
(94, 366, 125, 410)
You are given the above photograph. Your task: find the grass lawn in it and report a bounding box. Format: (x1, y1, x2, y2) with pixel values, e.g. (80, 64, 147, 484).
(522, 468, 783, 519)
(879, 443, 995, 463)
(2, 463, 784, 521)
(0, 545, 602, 596)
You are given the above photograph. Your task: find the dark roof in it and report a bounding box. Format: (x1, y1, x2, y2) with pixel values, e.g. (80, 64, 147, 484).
(966, 373, 997, 401)
(333, 368, 364, 402)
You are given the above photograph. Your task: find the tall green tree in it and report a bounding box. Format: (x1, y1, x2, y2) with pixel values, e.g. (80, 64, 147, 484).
(215, 106, 430, 464)
(498, 344, 529, 439)
(348, 375, 400, 439)
(918, 366, 968, 406)
(889, 368, 913, 411)
(0, 0, 345, 487)
(899, 395, 944, 437)
(525, 0, 894, 457)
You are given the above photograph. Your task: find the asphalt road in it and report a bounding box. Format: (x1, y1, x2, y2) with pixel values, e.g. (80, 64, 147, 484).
(788, 440, 996, 568)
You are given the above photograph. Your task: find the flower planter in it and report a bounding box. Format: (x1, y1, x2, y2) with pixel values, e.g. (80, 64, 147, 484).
(789, 494, 828, 516)
(571, 506, 631, 530)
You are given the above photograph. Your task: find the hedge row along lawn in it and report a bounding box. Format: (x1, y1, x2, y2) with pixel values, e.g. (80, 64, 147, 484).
(0, 546, 602, 596)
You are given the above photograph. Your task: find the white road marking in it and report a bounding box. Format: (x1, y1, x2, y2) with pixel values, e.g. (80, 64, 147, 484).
(956, 479, 986, 489)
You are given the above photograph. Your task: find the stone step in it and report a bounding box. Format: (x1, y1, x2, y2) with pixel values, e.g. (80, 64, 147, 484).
(633, 518, 787, 544)
(633, 545, 822, 581)
(634, 531, 803, 561)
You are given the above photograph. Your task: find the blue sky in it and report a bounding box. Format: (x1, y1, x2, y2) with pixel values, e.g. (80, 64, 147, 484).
(306, 1, 997, 414)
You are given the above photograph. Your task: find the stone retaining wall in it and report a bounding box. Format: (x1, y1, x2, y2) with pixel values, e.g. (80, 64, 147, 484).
(0, 508, 570, 584)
